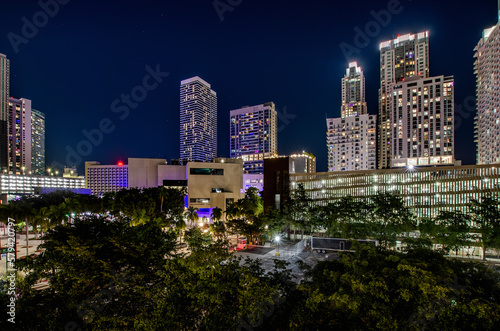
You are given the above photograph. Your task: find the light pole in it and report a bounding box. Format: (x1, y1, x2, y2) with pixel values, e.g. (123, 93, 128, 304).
(275, 235, 280, 257)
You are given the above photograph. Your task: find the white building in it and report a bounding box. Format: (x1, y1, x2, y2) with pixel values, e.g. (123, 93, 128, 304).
(31, 109, 45, 175)
(390, 76, 455, 168)
(327, 63, 376, 172)
(0, 173, 86, 203)
(180, 76, 217, 163)
(0, 54, 9, 170)
(85, 161, 128, 195)
(230, 102, 278, 174)
(378, 32, 430, 169)
(475, 11, 500, 164)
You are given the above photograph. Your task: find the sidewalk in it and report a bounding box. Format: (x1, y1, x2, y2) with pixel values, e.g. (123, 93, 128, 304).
(0, 234, 44, 275)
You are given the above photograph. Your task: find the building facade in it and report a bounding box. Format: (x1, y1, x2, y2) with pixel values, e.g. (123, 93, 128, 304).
(327, 63, 376, 172)
(291, 164, 500, 218)
(0, 54, 9, 170)
(390, 76, 455, 168)
(8, 97, 31, 175)
(85, 161, 129, 195)
(0, 173, 86, 203)
(378, 32, 430, 169)
(230, 102, 278, 174)
(475, 17, 500, 164)
(31, 108, 45, 175)
(180, 76, 217, 163)
(341, 62, 367, 118)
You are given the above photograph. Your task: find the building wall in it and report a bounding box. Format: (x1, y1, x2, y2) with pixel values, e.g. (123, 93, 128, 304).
(85, 161, 128, 195)
(378, 32, 430, 169)
(8, 98, 31, 174)
(31, 108, 45, 175)
(263, 157, 291, 211)
(1, 173, 85, 203)
(187, 159, 243, 220)
(157, 164, 187, 187)
(128, 158, 166, 189)
(243, 173, 264, 193)
(180, 76, 217, 162)
(0, 54, 9, 170)
(289, 153, 317, 174)
(230, 102, 278, 174)
(475, 22, 500, 164)
(291, 164, 500, 219)
(327, 114, 377, 171)
(390, 76, 454, 167)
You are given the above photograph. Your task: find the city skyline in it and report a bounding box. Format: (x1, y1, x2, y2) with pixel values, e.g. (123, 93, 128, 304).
(0, 0, 496, 172)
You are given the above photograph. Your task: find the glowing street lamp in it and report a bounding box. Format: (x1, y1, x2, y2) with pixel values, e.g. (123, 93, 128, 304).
(275, 235, 281, 256)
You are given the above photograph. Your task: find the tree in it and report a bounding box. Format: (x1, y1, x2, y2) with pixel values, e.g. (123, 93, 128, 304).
(185, 206, 199, 227)
(434, 211, 473, 256)
(370, 192, 415, 247)
(469, 196, 500, 260)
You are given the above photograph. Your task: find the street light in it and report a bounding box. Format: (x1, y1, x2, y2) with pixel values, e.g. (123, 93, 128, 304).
(275, 235, 280, 256)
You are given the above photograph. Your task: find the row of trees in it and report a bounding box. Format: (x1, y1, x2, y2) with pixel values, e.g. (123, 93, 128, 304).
(3, 215, 500, 329)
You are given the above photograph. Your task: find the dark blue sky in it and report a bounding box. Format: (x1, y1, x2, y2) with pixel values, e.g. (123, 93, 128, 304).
(0, 0, 496, 173)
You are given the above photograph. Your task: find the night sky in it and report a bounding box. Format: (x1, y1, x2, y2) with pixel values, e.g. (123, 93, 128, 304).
(0, 0, 496, 173)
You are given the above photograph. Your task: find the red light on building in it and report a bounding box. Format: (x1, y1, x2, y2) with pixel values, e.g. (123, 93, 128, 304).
(117, 161, 124, 166)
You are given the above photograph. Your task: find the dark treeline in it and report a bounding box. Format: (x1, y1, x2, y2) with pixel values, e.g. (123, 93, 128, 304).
(0, 187, 500, 329)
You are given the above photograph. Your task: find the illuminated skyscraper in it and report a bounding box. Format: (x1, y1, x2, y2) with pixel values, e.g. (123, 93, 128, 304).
(341, 62, 367, 118)
(389, 75, 455, 168)
(475, 6, 500, 164)
(230, 102, 278, 174)
(8, 97, 31, 174)
(31, 108, 45, 175)
(378, 32, 430, 169)
(327, 63, 376, 172)
(180, 76, 217, 162)
(0, 53, 9, 170)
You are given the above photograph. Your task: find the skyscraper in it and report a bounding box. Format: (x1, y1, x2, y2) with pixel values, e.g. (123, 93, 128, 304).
(31, 108, 45, 175)
(378, 32, 430, 169)
(389, 76, 455, 168)
(230, 102, 278, 174)
(475, 8, 500, 164)
(341, 62, 367, 118)
(327, 63, 376, 172)
(180, 76, 217, 163)
(0, 53, 9, 171)
(8, 97, 31, 174)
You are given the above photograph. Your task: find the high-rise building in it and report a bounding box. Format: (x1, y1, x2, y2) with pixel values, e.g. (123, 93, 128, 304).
(341, 62, 367, 118)
(230, 102, 278, 174)
(327, 63, 377, 172)
(390, 76, 455, 168)
(31, 108, 45, 175)
(0, 53, 9, 170)
(378, 32, 430, 169)
(180, 76, 217, 163)
(475, 9, 500, 164)
(8, 97, 31, 175)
